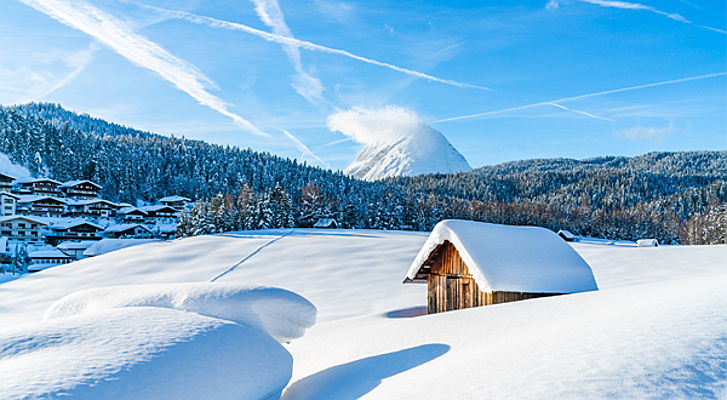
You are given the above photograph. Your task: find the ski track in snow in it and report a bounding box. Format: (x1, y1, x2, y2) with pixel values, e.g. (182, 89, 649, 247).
(209, 229, 294, 282)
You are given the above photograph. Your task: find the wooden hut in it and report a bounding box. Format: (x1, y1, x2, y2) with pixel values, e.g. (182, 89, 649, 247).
(404, 220, 598, 314)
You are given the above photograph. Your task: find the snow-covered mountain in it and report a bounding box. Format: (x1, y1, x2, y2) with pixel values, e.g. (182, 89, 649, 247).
(344, 124, 472, 181)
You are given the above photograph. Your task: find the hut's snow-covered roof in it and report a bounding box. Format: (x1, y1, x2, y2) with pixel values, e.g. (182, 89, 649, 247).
(159, 195, 191, 203)
(313, 218, 337, 228)
(29, 249, 73, 259)
(59, 180, 103, 189)
(104, 223, 151, 233)
(405, 220, 598, 293)
(636, 239, 659, 247)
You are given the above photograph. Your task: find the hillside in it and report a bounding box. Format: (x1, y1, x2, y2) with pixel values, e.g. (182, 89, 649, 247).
(1, 103, 725, 243)
(0, 229, 724, 398)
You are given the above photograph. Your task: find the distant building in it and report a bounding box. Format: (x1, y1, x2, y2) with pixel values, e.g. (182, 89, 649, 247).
(57, 240, 97, 259)
(16, 196, 67, 217)
(557, 229, 577, 242)
(0, 192, 19, 216)
(59, 180, 102, 199)
(118, 207, 148, 222)
(103, 223, 153, 239)
(404, 220, 599, 314)
(46, 221, 104, 245)
(0, 172, 15, 192)
(636, 238, 659, 247)
(0, 215, 47, 246)
(313, 218, 338, 229)
(27, 249, 74, 272)
(155, 224, 178, 240)
(66, 199, 120, 218)
(139, 205, 178, 224)
(15, 178, 62, 196)
(159, 195, 191, 211)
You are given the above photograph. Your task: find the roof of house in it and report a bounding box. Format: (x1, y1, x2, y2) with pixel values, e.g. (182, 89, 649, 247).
(405, 220, 599, 294)
(17, 195, 67, 204)
(104, 223, 152, 233)
(0, 191, 19, 199)
(138, 205, 177, 213)
(0, 172, 16, 181)
(636, 238, 659, 247)
(57, 240, 99, 251)
(49, 220, 104, 231)
(0, 215, 48, 225)
(159, 195, 191, 203)
(557, 229, 576, 240)
(67, 199, 118, 207)
(59, 180, 103, 189)
(313, 218, 337, 228)
(119, 207, 148, 215)
(29, 249, 73, 259)
(16, 178, 62, 185)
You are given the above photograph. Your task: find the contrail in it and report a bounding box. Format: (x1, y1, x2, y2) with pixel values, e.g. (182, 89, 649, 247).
(37, 41, 99, 100)
(249, 0, 325, 104)
(547, 0, 726, 34)
(19, 0, 269, 137)
(434, 72, 726, 123)
(316, 137, 353, 149)
(547, 102, 614, 122)
(279, 128, 330, 168)
(136, 3, 492, 91)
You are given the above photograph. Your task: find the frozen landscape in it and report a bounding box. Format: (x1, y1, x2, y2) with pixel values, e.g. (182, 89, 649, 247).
(0, 228, 724, 399)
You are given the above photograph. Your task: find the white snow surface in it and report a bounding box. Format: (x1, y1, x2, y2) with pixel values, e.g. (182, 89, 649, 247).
(45, 283, 317, 342)
(83, 238, 159, 256)
(0, 229, 725, 399)
(407, 220, 598, 293)
(0, 307, 292, 400)
(343, 124, 471, 181)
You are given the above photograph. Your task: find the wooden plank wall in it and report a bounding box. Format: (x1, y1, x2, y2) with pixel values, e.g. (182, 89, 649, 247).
(426, 241, 561, 314)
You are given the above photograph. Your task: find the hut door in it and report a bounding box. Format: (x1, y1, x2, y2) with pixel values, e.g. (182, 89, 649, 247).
(445, 277, 462, 311)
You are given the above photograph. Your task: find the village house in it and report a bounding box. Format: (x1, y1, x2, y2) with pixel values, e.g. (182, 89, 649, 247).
(313, 218, 338, 229)
(66, 199, 120, 218)
(27, 249, 74, 272)
(59, 180, 103, 200)
(139, 205, 178, 224)
(16, 196, 67, 217)
(15, 178, 62, 196)
(118, 207, 148, 222)
(404, 220, 598, 314)
(0, 172, 15, 192)
(45, 221, 104, 245)
(557, 229, 577, 242)
(0, 215, 47, 246)
(636, 238, 659, 247)
(0, 192, 19, 216)
(103, 223, 153, 239)
(158, 195, 191, 211)
(57, 240, 97, 259)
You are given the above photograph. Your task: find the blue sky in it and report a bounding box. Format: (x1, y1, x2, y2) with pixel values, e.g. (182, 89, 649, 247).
(1, 0, 725, 170)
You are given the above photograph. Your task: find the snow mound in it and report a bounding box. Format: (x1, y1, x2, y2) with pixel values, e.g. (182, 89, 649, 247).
(45, 283, 317, 342)
(0, 307, 292, 400)
(406, 220, 598, 293)
(83, 238, 160, 257)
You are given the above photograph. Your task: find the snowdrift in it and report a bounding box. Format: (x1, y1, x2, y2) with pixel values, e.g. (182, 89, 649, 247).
(1, 283, 316, 399)
(46, 283, 317, 342)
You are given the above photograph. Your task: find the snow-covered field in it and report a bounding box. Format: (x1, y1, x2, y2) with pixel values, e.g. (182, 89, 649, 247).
(0, 229, 725, 399)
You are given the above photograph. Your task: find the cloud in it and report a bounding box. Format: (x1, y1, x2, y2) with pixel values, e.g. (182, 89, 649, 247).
(250, 0, 325, 104)
(19, 0, 268, 137)
(279, 128, 329, 167)
(327, 106, 423, 145)
(617, 122, 673, 140)
(434, 72, 726, 123)
(547, 0, 725, 34)
(137, 4, 491, 91)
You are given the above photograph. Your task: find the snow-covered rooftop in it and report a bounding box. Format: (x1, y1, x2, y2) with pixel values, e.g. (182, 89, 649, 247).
(0, 215, 47, 225)
(104, 223, 151, 233)
(159, 195, 191, 202)
(17, 195, 67, 204)
(57, 241, 99, 251)
(139, 205, 177, 213)
(313, 218, 337, 228)
(29, 249, 73, 259)
(406, 220, 599, 293)
(0, 191, 19, 199)
(49, 220, 104, 231)
(17, 178, 62, 185)
(120, 206, 147, 215)
(59, 180, 103, 189)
